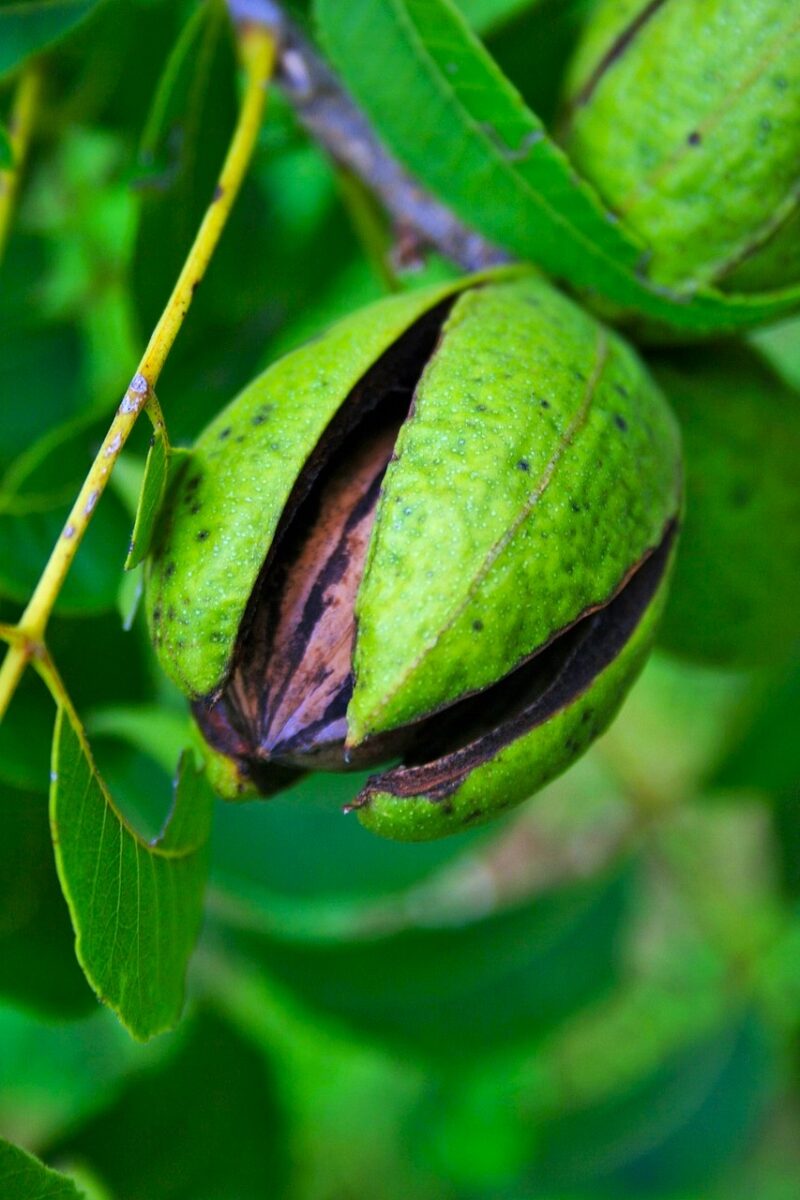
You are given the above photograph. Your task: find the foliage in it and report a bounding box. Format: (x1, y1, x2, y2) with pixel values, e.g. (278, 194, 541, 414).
(0, 1137, 85, 1200)
(0, 0, 798, 1197)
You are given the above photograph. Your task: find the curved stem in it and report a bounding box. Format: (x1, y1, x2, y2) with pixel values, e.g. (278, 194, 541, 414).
(0, 24, 276, 724)
(335, 167, 400, 292)
(0, 62, 42, 268)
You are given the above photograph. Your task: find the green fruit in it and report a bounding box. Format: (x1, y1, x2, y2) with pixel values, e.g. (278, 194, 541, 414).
(561, 0, 800, 293)
(146, 271, 681, 841)
(651, 342, 800, 668)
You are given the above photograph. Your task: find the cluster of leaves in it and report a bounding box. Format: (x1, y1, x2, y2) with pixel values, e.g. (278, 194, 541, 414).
(1, 0, 799, 1197)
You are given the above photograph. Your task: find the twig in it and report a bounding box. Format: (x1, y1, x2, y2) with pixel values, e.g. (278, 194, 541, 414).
(0, 24, 276, 722)
(229, 0, 508, 271)
(0, 62, 43, 269)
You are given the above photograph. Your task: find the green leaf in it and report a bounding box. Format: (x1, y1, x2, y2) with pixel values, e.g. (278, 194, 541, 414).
(212, 777, 496, 935)
(117, 560, 143, 629)
(0, 121, 12, 168)
(601, 652, 749, 804)
(49, 609, 152, 711)
(316, 0, 800, 334)
(477, 0, 592, 128)
(125, 432, 189, 570)
(80, 717, 496, 919)
(0, 500, 132, 616)
(47, 1010, 290, 1200)
(87, 703, 191, 777)
(129, 2, 286, 442)
(0, 1137, 84, 1200)
(136, 1, 212, 168)
(130, 0, 237, 340)
(713, 661, 800, 797)
(224, 866, 632, 1056)
(0, 610, 152, 796)
(0, 414, 134, 616)
(50, 705, 214, 1040)
(52, 1167, 110, 1200)
(0, 1000, 157, 1144)
(530, 1013, 777, 1197)
(0, 308, 85, 476)
(0, 671, 51, 791)
(416, 1007, 779, 1197)
(455, 0, 543, 34)
(710, 660, 800, 898)
(0, 785, 95, 1018)
(0, 0, 105, 78)
(753, 314, 800, 392)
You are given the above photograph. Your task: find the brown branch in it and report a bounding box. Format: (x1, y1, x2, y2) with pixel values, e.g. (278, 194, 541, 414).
(228, 0, 509, 271)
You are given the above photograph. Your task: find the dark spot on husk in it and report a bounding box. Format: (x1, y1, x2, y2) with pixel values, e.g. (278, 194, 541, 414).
(614, 414, 628, 432)
(218, 426, 232, 440)
(473, 619, 484, 632)
(196, 529, 210, 541)
(517, 458, 530, 472)
(687, 130, 701, 146)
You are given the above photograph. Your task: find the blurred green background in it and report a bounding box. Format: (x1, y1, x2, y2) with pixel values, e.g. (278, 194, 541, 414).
(1, 0, 799, 1196)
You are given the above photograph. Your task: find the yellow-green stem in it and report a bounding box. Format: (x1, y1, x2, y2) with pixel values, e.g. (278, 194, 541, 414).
(0, 25, 275, 723)
(0, 62, 42, 269)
